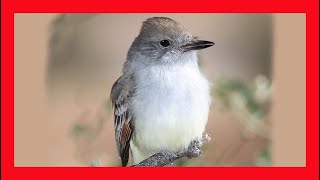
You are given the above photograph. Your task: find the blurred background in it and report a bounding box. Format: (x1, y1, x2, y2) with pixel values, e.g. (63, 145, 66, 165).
(14, 13, 306, 166)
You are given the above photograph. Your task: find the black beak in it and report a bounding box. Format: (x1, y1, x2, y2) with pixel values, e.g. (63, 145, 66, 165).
(181, 40, 215, 52)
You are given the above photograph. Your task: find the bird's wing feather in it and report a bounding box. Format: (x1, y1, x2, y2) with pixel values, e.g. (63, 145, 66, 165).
(110, 75, 135, 167)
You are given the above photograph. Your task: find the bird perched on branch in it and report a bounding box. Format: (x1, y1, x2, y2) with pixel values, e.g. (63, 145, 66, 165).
(111, 17, 214, 166)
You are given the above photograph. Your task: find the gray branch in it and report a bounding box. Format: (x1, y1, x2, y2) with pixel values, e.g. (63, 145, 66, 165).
(132, 133, 211, 167)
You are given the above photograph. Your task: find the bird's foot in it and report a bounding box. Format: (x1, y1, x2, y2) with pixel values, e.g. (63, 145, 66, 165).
(185, 133, 211, 158)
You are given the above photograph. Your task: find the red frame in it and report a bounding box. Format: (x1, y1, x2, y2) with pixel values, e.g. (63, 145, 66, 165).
(1, 0, 319, 179)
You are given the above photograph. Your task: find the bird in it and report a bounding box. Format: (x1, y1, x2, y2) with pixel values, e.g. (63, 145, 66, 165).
(110, 17, 214, 166)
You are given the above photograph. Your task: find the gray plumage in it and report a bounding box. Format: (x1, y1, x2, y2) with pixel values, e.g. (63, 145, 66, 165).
(111, 17, 214, 166)
(111, 74, 135, 166)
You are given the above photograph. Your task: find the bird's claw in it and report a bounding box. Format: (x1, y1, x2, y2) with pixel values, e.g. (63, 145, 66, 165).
(185, 133, 212, 158)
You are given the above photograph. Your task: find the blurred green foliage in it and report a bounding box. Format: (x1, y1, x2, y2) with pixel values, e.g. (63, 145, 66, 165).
(213, 75, 271, 121)
(211, 75, 272, 166)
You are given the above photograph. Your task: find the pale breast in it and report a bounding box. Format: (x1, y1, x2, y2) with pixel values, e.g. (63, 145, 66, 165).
(131, 63, 211, 156)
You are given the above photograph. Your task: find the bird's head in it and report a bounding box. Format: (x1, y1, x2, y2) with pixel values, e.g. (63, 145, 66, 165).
(127, 17, 215, 67)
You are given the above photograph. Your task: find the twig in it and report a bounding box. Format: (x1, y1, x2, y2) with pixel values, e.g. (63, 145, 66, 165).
(132, 133, 211, 167)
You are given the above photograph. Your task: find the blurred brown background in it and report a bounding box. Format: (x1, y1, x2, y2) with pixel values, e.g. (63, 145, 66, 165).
(14, 13, 305, 166)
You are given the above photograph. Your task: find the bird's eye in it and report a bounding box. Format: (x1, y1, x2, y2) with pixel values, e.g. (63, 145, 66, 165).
(160, 40, 171, 47)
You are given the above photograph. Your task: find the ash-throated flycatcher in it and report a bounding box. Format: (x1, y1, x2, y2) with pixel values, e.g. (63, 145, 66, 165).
(111, 17, 214, 166)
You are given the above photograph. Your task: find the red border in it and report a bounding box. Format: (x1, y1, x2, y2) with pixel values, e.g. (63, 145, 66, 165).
(1, 0, 319, 180)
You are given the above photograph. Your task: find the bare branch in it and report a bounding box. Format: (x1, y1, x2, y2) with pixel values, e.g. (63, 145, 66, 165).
(132, 133, 211, 167)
